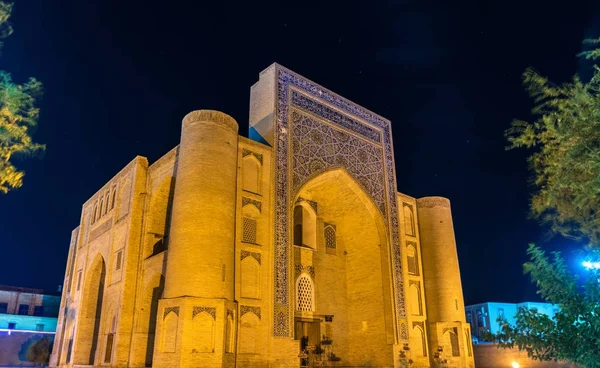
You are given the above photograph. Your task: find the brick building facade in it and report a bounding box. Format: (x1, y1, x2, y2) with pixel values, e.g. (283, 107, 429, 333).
(50, 65, 473, 368)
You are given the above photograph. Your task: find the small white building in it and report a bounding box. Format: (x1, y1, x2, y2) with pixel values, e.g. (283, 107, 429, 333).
(465, 302, 558, 340)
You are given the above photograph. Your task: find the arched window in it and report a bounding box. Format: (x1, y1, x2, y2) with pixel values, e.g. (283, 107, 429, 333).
(406, 244, 418, 276)
(324, 225, 336, 249)
(242, 203, 260, 245)
(296, 274, 315, 312)
(403, 204, 415, 236)
(242, 156, 261, 194)
(110, 187, 116, 210)
(293, 204, 317, 249)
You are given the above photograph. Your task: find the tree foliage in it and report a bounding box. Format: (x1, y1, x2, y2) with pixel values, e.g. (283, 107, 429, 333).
(496, 39, 600, 366)
(0, 1, 44, 194)
(492, 244, 600, 367)
(506, 38, 600, 244)
(26, 336, 52, 366)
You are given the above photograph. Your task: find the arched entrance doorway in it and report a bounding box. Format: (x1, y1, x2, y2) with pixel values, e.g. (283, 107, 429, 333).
(292, 169, 395, 367)
(73, 255, 106, 365)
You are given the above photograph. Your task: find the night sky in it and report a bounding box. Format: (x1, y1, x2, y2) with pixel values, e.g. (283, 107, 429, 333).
(1, 0, 598, 304)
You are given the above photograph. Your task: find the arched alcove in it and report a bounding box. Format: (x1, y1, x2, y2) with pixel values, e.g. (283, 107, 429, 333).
(443, 328, 460, 357)
(409, 283, 422, 316)
(293, 168, 394, 367)
(145, 177, 174, 257)
(403, 204, 415, 236)
(242, 155, 261, 194)
(191, 312, 214, 353)
(73, 255, 106, 365)
(240, 256, 260, 299)
(161, 312, 178, 353)
(406, 244, 418, 276)
(239, 312, 259, 354)
(412, 325, 426, 357)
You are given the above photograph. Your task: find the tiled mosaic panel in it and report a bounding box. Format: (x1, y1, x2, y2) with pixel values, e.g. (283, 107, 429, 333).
(290, 110, 386, 215)
(273, 67, 406, 340)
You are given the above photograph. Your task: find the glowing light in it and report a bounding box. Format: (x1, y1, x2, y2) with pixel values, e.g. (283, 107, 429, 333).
(582, 261, 600, 270)
(511, 362, 520, 368)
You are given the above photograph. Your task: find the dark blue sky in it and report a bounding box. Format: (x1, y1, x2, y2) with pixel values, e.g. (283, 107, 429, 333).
(0, 0, 598, 304)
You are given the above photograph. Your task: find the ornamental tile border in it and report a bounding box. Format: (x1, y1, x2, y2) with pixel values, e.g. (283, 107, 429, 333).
(272, 66, 407, 340)
(242, 197, 262, 212)
(192, 306, 216, 320)
(242, 148, 263, 165)
(163, 306, 179, 319)
(240, 250, 262, 265)
(240, 305, 261, 320)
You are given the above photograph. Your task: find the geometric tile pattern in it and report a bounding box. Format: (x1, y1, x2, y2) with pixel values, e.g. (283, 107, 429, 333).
(163, 306, 179, 319)
(192, 306, 216, 320)
(291, 111, 386, 215)
(273, 67, 406, 340)
(240, 305, 261, 320)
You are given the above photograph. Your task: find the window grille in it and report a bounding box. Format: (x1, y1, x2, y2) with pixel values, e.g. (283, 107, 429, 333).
(324, 226, 336, 249)
(296, 275, 314, 312)
(242, 217, 257, 244)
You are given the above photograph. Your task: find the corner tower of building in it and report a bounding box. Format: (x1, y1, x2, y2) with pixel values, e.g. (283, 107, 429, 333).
(154, 110, 239, 368)
(417, 197, 474, 367)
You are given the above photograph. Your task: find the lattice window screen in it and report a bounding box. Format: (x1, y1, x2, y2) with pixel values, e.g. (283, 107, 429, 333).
(296, 275, 314, 312)
(324, 226, 336, 249)
(242, 218, 257, 244)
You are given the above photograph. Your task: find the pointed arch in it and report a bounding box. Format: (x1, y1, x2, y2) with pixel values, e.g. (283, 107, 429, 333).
(293, 202, 317, 249)
(110, 186, 117, 210)
(191, 311, 214, 353)
(144, 176, 174, 257)
(409, 283, 422, 316)
(403, 204, 415, 236)
(443, 328, 460, 357)
(412, 325, 426, 357)
(242, 203, 260, 245)
(242, 155, 261, 194)
(92, 202, 98, 223)
(161, 312, 178, 353)
(296, 274, 315, 312)
(240, 255, 260, 299)
(73, 254, 106, 365)
(239, 312, 259, 354)
(99, 197, 105, 218)
(406, 243, 418, 276)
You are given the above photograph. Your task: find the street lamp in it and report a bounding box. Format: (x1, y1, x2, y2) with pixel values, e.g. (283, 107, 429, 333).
(582, 260, 600, 270)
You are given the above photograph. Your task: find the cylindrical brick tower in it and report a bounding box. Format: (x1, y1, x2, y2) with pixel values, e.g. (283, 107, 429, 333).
(417, 196, 466, 323)
(163, 110, 238, 300)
